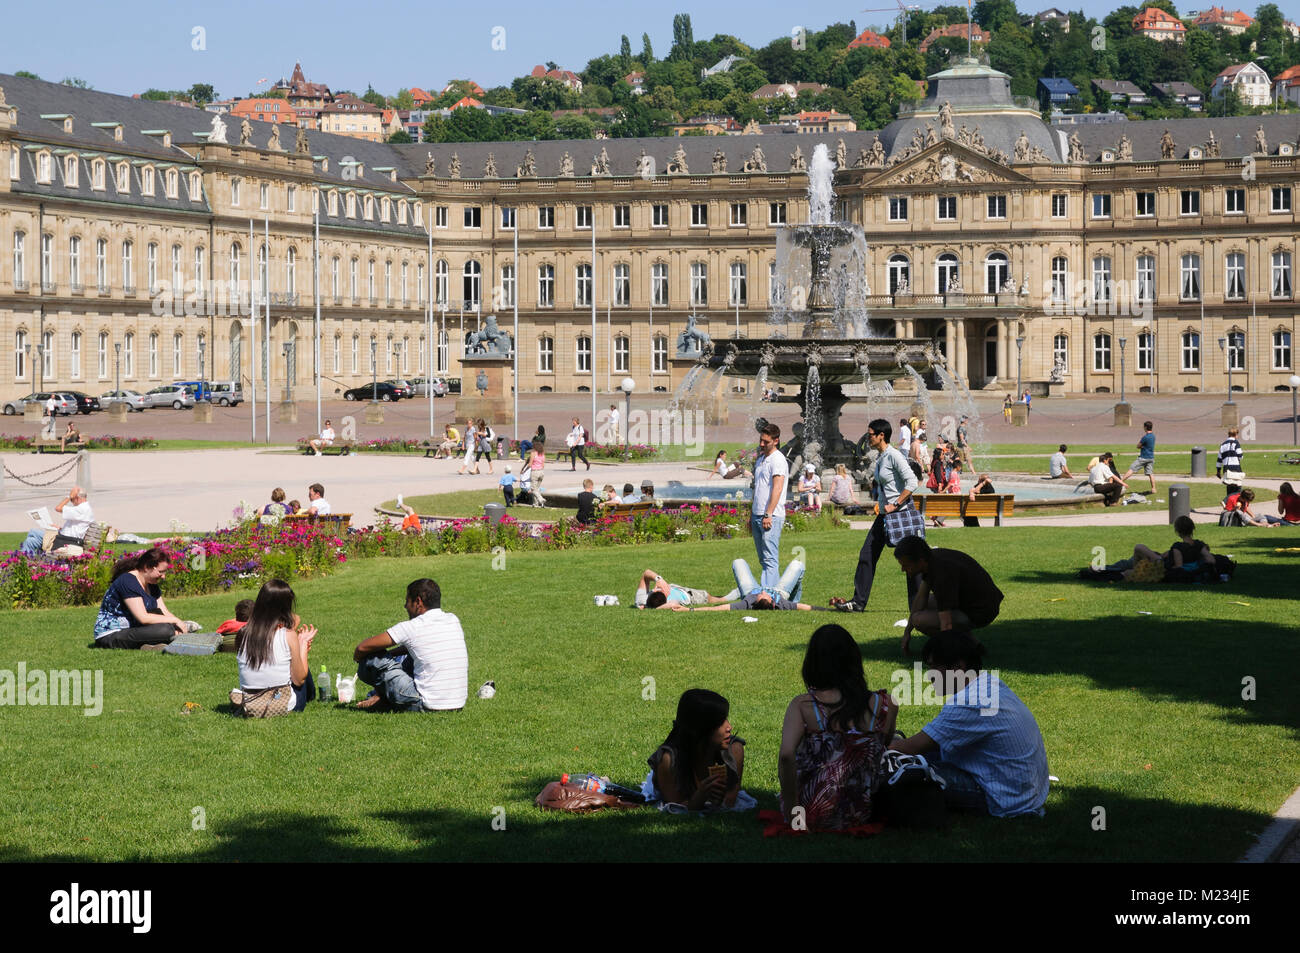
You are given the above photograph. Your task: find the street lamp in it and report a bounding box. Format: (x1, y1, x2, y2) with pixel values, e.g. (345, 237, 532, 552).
(282, 341, 293, 403)
(620, 376, 635, 462)
(35, 344, 44, 392)
(1118, 337, 1127, 405)
(1218, 335, 1235, 403)
(1014, 334, 1025, 397)
(1290, 374, 1300, 447)
(114, 342, 121, 402)
(197, 338, 207, 399)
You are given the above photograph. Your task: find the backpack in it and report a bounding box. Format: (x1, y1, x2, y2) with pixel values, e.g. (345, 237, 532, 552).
(1218, 509, 1248, 527)
(582, 428, 590, 444)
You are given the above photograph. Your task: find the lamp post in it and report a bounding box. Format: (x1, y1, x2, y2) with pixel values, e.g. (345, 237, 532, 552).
(1118, 337, 1127, 404)
(198, 338, 207, 399)
(114, 342, 121, 400)
(620, 376, 635, 462)
(283, 342, 293, 403)
(1218, 335, 1234, 403)
(1014, 335, 1025, 396)
(35, 344, 44, 392)
(1291, 375, 1300, 447)
(370, 338, 378, 402)
(25, 343, 33, 394)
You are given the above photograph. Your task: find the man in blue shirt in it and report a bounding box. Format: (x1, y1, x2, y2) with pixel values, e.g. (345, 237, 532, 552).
(1121, 420, 1157, 493)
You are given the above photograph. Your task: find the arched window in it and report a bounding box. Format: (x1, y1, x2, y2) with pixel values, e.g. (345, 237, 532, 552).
(12, 230, 25, 287)
(69, 236, 82, 290)
(173, 332, 184, 377)
(1226, 329, 1245, 372)
(614, 335, 630, 373)
(121, 240, 134, 291)
(1137, 330, 1153, 372)
(463, 261, 481, 309)
(729, 262, 747, 306)
(1051, 256, 1069, 304)
(97, 331, 109, 379)
(575, 263, 592, 307)
(936, 253, 959, 295)
(653, 262, 669, 306)
(576, 335, 592, 373)
(228, 243, 240, 286)
(70, 331, 82, 379)
(1272, 251, 1293, 298)
(146, 242, 159, 292)
(15, 329, 28, 380)
(1180, 253, 1201, 301)
(501, 263, 516, 307)
(653, 334, 668, 373)
(1272, 329, 1292, 370)
(888, 254, 910, 295)
(985, 252, 1009, 294)
(1135, 255, 1154, 303)
(1180, 330, 1200, 371)
(171, 243, 183, 291)
(42, 329, 54, 380)
(123, 332, 135, 378)
(148, 332, 159, 377)
(613, 263, 630, 306)
(351, 334, 360, 373)
(1053, 333, 1068, 371)
(537, 264, 554, 307)
(1091, 256, 1112, 302)
(1224, 253, 1246, 300)
(690, 262, 707, 306)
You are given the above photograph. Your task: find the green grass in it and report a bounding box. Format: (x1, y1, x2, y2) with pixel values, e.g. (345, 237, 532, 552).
(391, 489, 571, 521)
(1, 522, 1297, 862)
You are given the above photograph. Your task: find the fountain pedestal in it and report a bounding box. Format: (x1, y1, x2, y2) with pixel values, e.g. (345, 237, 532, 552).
(670, 358, 729, 425)
(1113, 402, 1132, 427)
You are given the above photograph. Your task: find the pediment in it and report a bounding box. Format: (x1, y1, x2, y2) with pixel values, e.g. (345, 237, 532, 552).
(869, 144, 1030, 188)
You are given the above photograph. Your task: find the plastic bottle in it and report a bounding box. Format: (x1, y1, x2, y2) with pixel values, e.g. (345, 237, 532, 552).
(318, 665, 332, 702)
(561, 773, 644, 801)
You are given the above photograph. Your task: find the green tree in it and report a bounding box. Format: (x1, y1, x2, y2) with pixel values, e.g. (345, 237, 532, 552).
(140, 88, 174, 101)
(555, 114, 596, 139)
(61, 76, 92, 89)
(641, 32, 655, 64)
(670, 12, 695, 59)
(973, 0, 1020, 33)
(188, 83, 215, 104)
(387, 129, 413, 144)
(611, 97, 654, 136)
(730, 60, 769, 93)
(392, 88, 415, 110)
(445, 106, 494, 141)
(14, 70, 40, 79)
(361, 85, 386, 108)
(620, 34, 632, 70)
(700, 73, 735, 100)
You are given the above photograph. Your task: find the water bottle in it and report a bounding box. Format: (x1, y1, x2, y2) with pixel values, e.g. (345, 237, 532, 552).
(561, 772, 605, 792)
(318, 665, 332, 702)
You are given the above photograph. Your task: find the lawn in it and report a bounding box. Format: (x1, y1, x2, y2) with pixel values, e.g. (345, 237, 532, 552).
(1, 520, 1296, 863)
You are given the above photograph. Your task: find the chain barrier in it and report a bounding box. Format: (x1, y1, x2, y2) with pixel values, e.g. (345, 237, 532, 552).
(2, 455, 79, 487)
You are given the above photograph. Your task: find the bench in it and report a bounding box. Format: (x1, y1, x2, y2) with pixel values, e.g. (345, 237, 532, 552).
(914, 493, 1016, 526)
(422, 439, 458, 459)
(33, 437, 87, 454)
(47, 520, 110, 559)
(280, 512, 352, 529)
(298, 440, 354, 456)
(600, 500, 658, 517)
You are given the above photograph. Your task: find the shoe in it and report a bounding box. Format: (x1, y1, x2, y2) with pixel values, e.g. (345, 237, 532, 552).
(830, 597, 864, 612)
(183, 620, 202, 632)
(141, 642, 168, 652)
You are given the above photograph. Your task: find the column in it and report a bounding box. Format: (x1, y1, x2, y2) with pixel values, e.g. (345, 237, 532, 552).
(894, 319, 905, 339)
(996, 318, 1008, 383)
(944, 319, 956, 372)
(955, 320, 968, 382)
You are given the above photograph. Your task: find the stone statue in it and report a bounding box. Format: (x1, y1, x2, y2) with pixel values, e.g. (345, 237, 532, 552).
(910, 127, 924, 151)
(742, 145, 766, 173)
(267, 124, 284, 152)
(1117, 134, 1132, 161)
(712, 148, 727, 173)
(558, 152, 574, 177)
(1014, 130, 1030, 162)
(0, 85, 6, 107)
(1254, 124, 1268, 155)
(516, 149, 536, 177)
(924, 123, 938, 148)
(1050, 358, 1066, 383)
(939, 100, 954, 140)
(294, 125, 309, 155)
(676, 314, 712, 357)
(855, 148, 871, 169)
(591, 147, 610, 176)
(425, 151, 436, 176)
(1020, 276, 1029, 296)
(466, 314, 513, 356)
(636, 148, 655, 178)
(945, 273, 964, 295)
(894, 276, 909, 295)
(1205, 131, 1220, 158)
(1068, 130, 1084, 163)
(667, 144, 688, 175)
(971, 127, 986, 153)
(1160, 129, 1175, 160)
(868, 136, 885, 168)
(208, 114, 228, 144)
(1000, 276, 1017, 294)
(956, 124, 970, 147)
(239, 118, 252, 146)
(449, 153, 461, 178)
(836, 138, 847, 169)
(475, 369, 489, 395)
(788, 145, 805, 172)
(484, 153, 498, 177)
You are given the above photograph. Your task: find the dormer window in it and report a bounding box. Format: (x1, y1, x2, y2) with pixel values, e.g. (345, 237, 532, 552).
(364, 196, 374, 220)
(328, 190, 338, 216)
(165, 169, 178, 198)
(116, 162, 130, 193)
(63, 117, 73, 134)
(188, 172, 202, 200)
(381, 198, 390, 222)
(413, 203, 422, 226)
(259, 183, 269, 210)
(9, 146, 18, 181)
(397, 201, 407, 225)
(64, 155, 78, 187)
(37, 152, 52, 183)
(115, 126, 123, 142)
(91, 159, 105, 190)
(141, 166, 155, 196)
(346, 193, 356, 218)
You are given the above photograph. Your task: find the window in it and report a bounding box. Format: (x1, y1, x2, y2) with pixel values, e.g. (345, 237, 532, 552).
(287, 185, 296, 212)
(1272, 330, 1292, 369)
(614, 336, 629, 373)
(146, 242, 158, 293)
(691, 262, 708, 306)
(165, 169, 178, 198)
(96, 238, 107, 290)
(189, 172, 201, 201)
(729, 202, 747, 226)
(261, 245, 271, 299)
(937, 196, 956, 220)
(613, 205, 630, 228)
(381, 198, 390, 223)
(613, 263, 629, 306)
(1180, 190, 1199, 216)
(37, 152, 51, 183)
(116, 162, 130, 193)
(8, 145, 17, 181)
(148, 332, 159, 377)
(985, 252, 1008, 294)
(888, 197, 908, 222)
(141, 166, 154, 195)
(367, 259, 375, 300)
(653, 335, 668, 373)
(1137, 331, 1153, 372)
(1051, 194, 1067, 218)
(575, 263, 592, 306)
(350, 258, 359, 300)
(91, 160, 105, 190)
(14, 330, 27, 380)
(463, 261, 481, 308)
(12, 231, 23, 286)
(97, 332, 108, 379)
(1092, 256, 1112, 302)
(769, 261, 781, 306)
(888, 255, 910, 294)
(1272, 187, 1292, 213)
(1226, 330, 1245, 371)
(1225, 253, 1246, 300)
(41, 330, 53, 380)
(1136, 254, 1155, 303)
(1137, 192, 1155, 217)
(538, 335, 554, 373)
(1053, 333, 1068, 371)
(386, 335, 393, 373)
(170, 243, 182, 291)
(1091, 193, 1111, 219)
(576, 206, 593, 229)
(1092, 332, 1111, 372)
(416, 262, 425, 304)
(194, 246, 204, 287)
(691, 203, 708, 227)
(351, 334, 359, 373)
(363, 196, 373, 220)
(729, 262, 747, 306)
(1181, 331, 1200, 371)
(122, 240, 134, 290)
(652, 263, 668, 306)
(1051, 257, 1068, 303)
(501, 263, 516, 307)
(1180, 253, 1201, 301)
(769, 202, 787, 225)
(327, 191, 338, 216)
(64, 155, 79, 187)
(287, 248, 298, 298)
(537, 206, 555, 229)
(652, 204, 669, 227)
(383, 260, 391, 301)
(333, 335, 341, 375)
(1226, 188, 1245, 214)
(41, 234, 52, 291)
(1273, 251, 1293, 298)
(576, 335, 592, 373)
(400, 261, 408, 304)
(437, 330, 448, 372)
(173, 332, 183, 376)
(68, 236, 82, 290)
(986, 195, 1006, 220)
(501, 207, 516, 229)
(936, 253, 959, 294)
(398, 201, 407, 225)
(435, 206, 448, 228)
(123, 332, 134, 377)
(435, 259, 449, 306)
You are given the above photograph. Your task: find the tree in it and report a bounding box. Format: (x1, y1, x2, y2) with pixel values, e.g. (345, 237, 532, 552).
(555, 114, 596, 139)
(140, 89, 174, 101)
(14, 70, 40, 79)
(361, 85, 386, 108)
(620, 34, 632, 70)
(445, 105, 495, 141)
(188, 83, 215, 104)
(61, 76, 92, 89)
(670, 13, 695, 59)
(611, 97, 654, 136)
(387, 129, 413, 144)
(730, 60, 769, 93)
(392, 88, 415, 110)
(973, 0, 1021, 34)
(642, 32, 654, 64)
(421, 114, 449, 143)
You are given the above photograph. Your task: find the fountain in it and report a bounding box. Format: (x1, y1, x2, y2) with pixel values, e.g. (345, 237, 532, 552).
(701, 143, 939, 475)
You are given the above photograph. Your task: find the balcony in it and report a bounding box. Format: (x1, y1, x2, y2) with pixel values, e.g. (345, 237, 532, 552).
(269, 292, 298, 307)
(97, 283, 111, 295)
(123, 284, 136, 296)
(352, 297, 361, 307)
(386, 297, 395, 308)
(333, 295, 343, 306)
(70, 282, 84, 295)
(41, 282, 57, 294)
(13, 279, 29, 292)
(369, 296, 379, 307)
(864, 291, 1029, 309)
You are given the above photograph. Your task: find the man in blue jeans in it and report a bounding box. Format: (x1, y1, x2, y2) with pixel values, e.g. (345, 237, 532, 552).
(674, 558, 815, 612)
(1121, 420, 1157, 494)
(751, 422, 789, 589)
(352, 578, 468, 712)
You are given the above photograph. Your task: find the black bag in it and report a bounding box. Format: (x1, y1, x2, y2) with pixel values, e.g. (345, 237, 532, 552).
(874, 751, 949, 828)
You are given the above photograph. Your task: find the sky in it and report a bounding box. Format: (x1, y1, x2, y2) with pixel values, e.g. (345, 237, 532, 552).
(1, 1, 1184, 100)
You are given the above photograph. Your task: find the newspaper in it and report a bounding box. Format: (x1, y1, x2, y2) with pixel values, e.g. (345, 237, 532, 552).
(27, 507, 55, 530)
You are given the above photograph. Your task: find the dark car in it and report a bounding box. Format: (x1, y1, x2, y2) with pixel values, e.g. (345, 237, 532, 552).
(342, 382, 407, 402)
(61, 391, 102, 414)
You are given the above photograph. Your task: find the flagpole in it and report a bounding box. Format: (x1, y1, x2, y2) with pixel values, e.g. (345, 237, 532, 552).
(264, 215, 271, 444)
(513, 217, 519, 442)
(428, 221, 435, 437)
(590, 220, 596, 430)
(249, 218, 256, 443)
(314, 200, 321, 435)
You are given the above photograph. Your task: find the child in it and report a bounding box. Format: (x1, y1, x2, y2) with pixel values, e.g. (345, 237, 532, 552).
(576, 478, 598, 523)
(399, 503, 422, 534)
(643, 689, 755, 812)
(217, 598, 254, 653)
(499, 466, 516, 507)
(602, 484, 621, 506)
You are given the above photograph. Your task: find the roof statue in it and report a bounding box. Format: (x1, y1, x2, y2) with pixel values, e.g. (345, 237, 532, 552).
(1068, 130, 1084, 162)
(1116, 134, 1132, 161)
(835, 138, 847, 169)
(449, 152, 461, 178)
(712, 148, 727, 173)
(789, 145, 806, 172)
(742, 145, 766, 173)
(1254, 125, 1268, 155)
(558, 152, 574, 177)
(516, 149, 536, 177)
(1205, 131, 1219, 158)
(208, 114, 228, 144)
(425, 151, 436, 176)
(484, 153, 498, 177)
(1014, 130, 1030, 162)
(267, 124, 284, 152)
(591, 147, 610, 176)
(239, 118, 252, 146)
(924, 122, 938, 148)
(1160, 130, 1175, 159)
(938, 100, 955, 139)
(667, 144, 688, 175)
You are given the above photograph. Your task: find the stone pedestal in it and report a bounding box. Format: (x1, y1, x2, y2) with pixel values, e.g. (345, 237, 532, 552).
(454, 355, 514, 426)
(107, 402, 129, 423)
(1113, 402, 1132, 427)
(276, 401, 298, 425)
(364, 401, 385, 425)
(1010, 403, 1029, 427)
(1220, 402, 1239, 428)
(1046, 381, 1067, 397)
(23, 403, 43, 423)
(193, 402, 213, 424)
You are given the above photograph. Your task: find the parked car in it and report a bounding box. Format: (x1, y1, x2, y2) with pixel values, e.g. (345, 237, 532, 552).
(2, 392, 76, 416)
(383, 379, 415, 398)
(342, 382, 407, 402)
(61, 390, 102, 414)
(142, 385, 196, 409)
(408, 377, 450, 397)
(100, 389, 148, 412)
(208, 381, 244, 406)
(176, 380, 213, 401)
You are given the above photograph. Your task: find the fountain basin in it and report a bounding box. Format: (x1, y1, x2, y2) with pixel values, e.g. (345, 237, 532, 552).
(705, 338, 938, 386)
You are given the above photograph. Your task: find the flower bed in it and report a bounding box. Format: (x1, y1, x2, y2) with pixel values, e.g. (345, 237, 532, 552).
(302, 435, 659, 461)
(0, 433, 158, 450)
(0, 503, 842, 610)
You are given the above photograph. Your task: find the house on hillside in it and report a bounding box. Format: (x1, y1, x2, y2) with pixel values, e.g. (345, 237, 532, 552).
(624, 71, 646, 95)
(272, 63, 333, 110)
(1211, 62, 1271, 107)
(1038, 77, 1079, 108)
(318, 94, 384, 142)
(847, 28, 891, 50)
(1032, 9, 1071, 32)
(531, 66, 583, 93)
(1272, 65, 1300, 106)
(1131, 8, 1186, 43)
(230, 98, 298, 125)
(919, 23, 990, 53)
(1092, 79, 1149, 106)
(776, 110, 857, 133)
(1152, 81, 1204, 111)
(669, 115, 741, 135)
(409, 87, 434, 108)
(751, 82, 827, 100)
(441, 80, 485, 97)
(1194, 7, 1254, 34)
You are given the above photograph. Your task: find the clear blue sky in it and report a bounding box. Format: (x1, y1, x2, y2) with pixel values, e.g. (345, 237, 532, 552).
(1, 1, 1145, 99)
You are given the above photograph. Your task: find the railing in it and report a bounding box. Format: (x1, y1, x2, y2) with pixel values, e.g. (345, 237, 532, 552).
(70, 282, 84, 294)
(865, 292, 1028, 308)
(13, 279, 29, 292)
(269, 292, 297, 306)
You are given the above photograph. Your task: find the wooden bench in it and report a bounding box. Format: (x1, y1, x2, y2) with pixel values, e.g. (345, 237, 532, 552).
(47, 520, 109, 559)
(280, 512, 352, 529)
(422, 439, 460, 459)
(599, 500, 657, 517)
(914, 493, 1015, 526)
(299, 440, 354, 456)
(33, 437, 87, 454)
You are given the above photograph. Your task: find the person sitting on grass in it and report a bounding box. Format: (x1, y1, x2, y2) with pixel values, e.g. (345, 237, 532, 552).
(1222, 488, 1274, 527)
(234, 579, 317, 714)
(92, 547, 187, 650)
(499, 466, 516, 507)
(352, 578, 468, 713)
(889, 629, 1050, 818)
(894, 535, 1004, 657)
(216, 598, 254, 653)
(20, 484, 94, 555)
(309, 419, 335, 456)
(1129, 516, 1213, 581)
(1263, 482, 1300, 526)
(672, 557, 818, 612)
(642, 688, 753, 812)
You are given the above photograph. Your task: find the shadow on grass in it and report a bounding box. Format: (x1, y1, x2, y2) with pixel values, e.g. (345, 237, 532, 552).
(0, 784, 1273, 863)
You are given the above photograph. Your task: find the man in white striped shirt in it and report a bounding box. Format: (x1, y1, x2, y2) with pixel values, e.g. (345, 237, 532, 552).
(1216, 427, 1244, 499)
(353, 578, 468, 712)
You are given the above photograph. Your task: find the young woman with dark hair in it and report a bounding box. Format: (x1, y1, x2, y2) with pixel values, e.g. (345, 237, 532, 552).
(93, 548, 185, 649)
(235, 579, 317, 713)
(1264, 482, 1300, 525)
(643, 689, 751, 811)
(778, 625, 897, 829)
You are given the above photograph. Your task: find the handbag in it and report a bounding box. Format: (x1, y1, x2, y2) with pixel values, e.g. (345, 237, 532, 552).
(882, 500, 925, 545)
(875, 750, 948, 827)
(230, 684, 294, 718)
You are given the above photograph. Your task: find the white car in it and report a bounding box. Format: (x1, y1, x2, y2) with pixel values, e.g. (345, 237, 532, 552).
(142, 385, 196, 410)
(100, 390, 149, 412)
(2, 392, 77, 416)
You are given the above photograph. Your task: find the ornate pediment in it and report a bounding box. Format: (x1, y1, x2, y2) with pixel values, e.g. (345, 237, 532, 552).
(869, 144, 1029, 188)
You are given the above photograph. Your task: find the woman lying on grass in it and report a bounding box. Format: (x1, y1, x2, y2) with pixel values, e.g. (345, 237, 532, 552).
(642, 689, 755, 812)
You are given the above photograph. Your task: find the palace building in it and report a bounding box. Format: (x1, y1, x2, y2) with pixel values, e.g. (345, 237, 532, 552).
(1, 61, 1297, 404)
